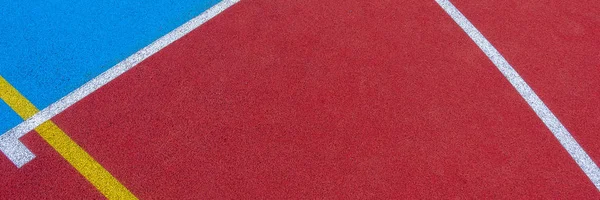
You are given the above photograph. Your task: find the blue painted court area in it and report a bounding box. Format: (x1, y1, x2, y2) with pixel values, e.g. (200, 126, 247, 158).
(0, 0, 220, 134)
(0, 103, 21, 134)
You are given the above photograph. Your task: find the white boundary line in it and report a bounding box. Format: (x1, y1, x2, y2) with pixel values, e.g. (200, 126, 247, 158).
(435, 0, 600, 190)
(0, 0, 240, 167)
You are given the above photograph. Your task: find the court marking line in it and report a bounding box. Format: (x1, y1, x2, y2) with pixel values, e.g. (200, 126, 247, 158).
(0, 76, 137, 199)
(435, 0, 600, 190)
(0, 0, 240, 166)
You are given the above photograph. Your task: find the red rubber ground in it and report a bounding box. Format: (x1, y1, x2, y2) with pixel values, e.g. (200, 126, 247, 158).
(452, 0, 600, 163)
(3, 0, 599, 198)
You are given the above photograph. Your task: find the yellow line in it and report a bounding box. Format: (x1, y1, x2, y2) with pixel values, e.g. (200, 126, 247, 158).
(0, 76, 137, 199)
(0, 77, 38, 119)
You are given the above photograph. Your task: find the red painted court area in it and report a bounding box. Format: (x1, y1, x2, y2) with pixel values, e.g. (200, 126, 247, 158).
(452, 0, 600, 164)
(2, 0, 599, 198)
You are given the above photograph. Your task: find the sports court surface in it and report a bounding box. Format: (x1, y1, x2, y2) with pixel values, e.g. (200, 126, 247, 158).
(1, 0, 599, 198)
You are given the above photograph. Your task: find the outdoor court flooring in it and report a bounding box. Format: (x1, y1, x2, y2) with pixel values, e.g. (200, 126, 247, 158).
(1, 0, 599, 199)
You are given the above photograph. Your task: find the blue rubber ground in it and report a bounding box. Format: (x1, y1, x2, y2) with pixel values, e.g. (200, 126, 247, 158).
(0, 0, 220, 134)
(0, 103, 21, 134)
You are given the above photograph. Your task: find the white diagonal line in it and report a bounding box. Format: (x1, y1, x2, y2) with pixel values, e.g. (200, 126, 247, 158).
(435, 0, 600, 190)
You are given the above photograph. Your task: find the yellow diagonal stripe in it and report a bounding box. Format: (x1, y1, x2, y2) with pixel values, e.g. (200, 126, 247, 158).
(0, 77, 38, 119)
(34, 121, 137, 199)
(1, 76, 137, 199)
